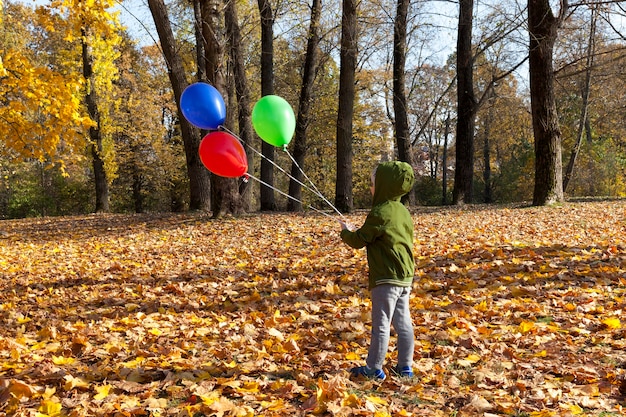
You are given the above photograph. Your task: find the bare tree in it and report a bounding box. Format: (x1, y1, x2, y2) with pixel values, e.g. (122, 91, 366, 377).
(225, 0, 254, 211)
(148, 0, 211, 211)
(452, 0, 476, 205)
(258, 0, 277, 211)
(563, 4, 597, 194)
(393, 0, 415, 204)
(201, 0, 243, 216)
(529, 0, 568, 205)
(288, 0, 322, 211)
(335, 0, 357, 213)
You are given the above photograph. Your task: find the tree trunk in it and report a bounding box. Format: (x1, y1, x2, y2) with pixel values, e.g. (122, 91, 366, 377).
(393, 0, 415, 205)
(529, 0, 566, 205)
(201, 0, 242, 217)
(148, 0, 211, 211)
(452, 0, 476, 205)
(225, 0, 253, 212)
(193, 0, 206, 82)
(563, 5, 596, 194)
(132, 171, 143, 213)
(335, 0, 357, 213)
(288, 0, 322, 212)
(482, 89, 495, 203)
(81, 28, 109, 213)
(257, 0, 277, 211)
(442, 114, 450, 205)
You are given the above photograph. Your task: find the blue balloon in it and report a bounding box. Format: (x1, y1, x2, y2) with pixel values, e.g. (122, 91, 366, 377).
(180, 83, 226, 130)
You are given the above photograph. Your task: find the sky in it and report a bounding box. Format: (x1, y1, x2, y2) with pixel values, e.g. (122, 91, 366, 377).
(116, 0, 157, 46)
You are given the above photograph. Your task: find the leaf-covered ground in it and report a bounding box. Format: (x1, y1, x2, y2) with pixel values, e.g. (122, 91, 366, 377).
(0, 201, 625, 416)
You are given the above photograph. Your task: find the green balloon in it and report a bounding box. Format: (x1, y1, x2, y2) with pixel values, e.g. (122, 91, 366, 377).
(252, 95, 296, 148)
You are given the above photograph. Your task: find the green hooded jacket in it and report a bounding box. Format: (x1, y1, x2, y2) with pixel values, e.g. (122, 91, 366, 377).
(340, 161, 415, 289)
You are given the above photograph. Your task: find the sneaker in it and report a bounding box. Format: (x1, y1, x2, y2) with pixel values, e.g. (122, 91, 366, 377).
(394, 365, 414, 378)
(350, 365, 386, 381)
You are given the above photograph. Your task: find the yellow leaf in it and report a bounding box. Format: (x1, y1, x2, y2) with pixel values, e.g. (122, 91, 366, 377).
(122, 356, 145, 368)
(42, 386, 56, 399)
(37, 399, 62, 417)
(601, 317, 621, 330)
(94, 384, 112, 400)
(237, 381, 259, 393)
(345, 351, 361, 360)
(366, 395, 389, 406)
(457, 353, 481, 367)
(52, 355, 75, 365)
(223, 360, 238, 368)
(64, 375, 89, 390)
(564, 303, 576, 311)
(474, 300, 488, 312)
(465, 353, 481, 363)
(149, 328, 163, 336)
(260, 398, 287, 411)
(567, 403, 584, 415)
(200, 391, 220, 405)
(519, 320, 535, 333)
(530, 410, 556, 416)
(342, 393, 361, 407)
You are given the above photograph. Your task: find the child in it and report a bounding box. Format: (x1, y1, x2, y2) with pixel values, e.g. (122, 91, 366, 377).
(339, 161, 415, 380)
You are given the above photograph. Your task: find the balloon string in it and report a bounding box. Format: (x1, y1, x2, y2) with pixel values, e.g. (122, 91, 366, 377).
(220, 126, 340, 216)
(244, 174, 339, 220)
(283, 148, 346, 220)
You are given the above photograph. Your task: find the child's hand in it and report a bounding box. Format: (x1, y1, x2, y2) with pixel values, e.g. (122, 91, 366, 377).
(338, 219, 353, 231)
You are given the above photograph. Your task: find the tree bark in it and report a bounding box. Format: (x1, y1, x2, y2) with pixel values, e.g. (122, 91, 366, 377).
(288, 0, 322, 212)
(452, 0, 476, 205)
(81, 28, 109, 213)
(335, 0, 357, 213)
(393, 0, 415, 205)
(202, 0, 242, 216)
(257, 0, 277, 211)
(482, 88, 495, 203)
(442, 114, 450, 205)
(529, 0, 566, 205)
(225, 0, 254, 211)
(147, 0, 211, 211)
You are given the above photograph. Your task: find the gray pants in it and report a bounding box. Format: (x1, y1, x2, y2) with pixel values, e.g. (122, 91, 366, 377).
(366, 284, 415, 370)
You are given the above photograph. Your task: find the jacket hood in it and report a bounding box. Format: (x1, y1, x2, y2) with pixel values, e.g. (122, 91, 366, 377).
(372, 161, 415, 206)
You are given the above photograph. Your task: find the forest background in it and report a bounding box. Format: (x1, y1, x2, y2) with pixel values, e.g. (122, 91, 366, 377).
(0, 0, 624, 218)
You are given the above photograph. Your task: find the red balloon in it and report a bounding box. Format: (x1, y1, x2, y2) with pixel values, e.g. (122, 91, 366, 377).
(198, 131, 248, 177)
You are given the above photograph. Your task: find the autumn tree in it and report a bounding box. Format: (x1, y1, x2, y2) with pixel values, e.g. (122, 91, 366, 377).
(555, 5, 626, 197)
(0, 3, 93, 181)
(473, 60, 533, 203)
(110, 34, 185, 213)
(44, 0, 123, 213)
